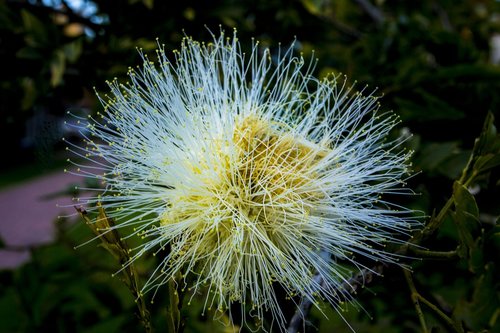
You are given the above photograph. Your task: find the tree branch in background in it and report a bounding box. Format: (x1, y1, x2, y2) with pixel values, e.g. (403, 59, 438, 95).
(432, 1, 453, 32)
(354, 0, 385, 25)
(326, 17, 363, 40)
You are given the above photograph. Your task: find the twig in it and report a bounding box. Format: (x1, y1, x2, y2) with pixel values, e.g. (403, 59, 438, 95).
(409, 195, 454, 247)
(326, 17, 363, 40)
(287, 261, 384, 333)
(287, 271, 325, 333)
(403, 269, 428, 333)
(417, 294, 464, 333)
(409, 247, 459, 259)
(304, 5, 362, 40)
(76, 206, 152, 332)
(404, 269, 464, 333)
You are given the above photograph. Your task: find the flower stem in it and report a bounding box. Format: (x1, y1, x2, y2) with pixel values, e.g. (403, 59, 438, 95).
(127, 266, 152, 333)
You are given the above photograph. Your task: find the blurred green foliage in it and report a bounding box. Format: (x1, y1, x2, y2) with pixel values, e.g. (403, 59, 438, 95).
(1, 0, 499, 332)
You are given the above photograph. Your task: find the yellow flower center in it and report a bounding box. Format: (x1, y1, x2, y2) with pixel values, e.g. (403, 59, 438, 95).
(161, 115, 329, 258)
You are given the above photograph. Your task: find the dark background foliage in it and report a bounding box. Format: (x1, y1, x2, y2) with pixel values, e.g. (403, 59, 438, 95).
(0, 0, 499, 332)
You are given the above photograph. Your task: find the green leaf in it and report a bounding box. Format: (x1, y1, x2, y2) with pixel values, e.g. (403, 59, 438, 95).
(488, 220, 500, 241)
(50, 50, 66, 87)
(20, 77, 37, 110)
(301, 0, 323, 15)
(0, 3, 15, 30)
(63, 40, 83, 63)
(85, 315, 128, 333)
(16, 47, 42, 60)
(452, 182, 481, 270)
(474, 153, 500, 174)
(453, 264, 500, 331)
(135, 38, 157, 51)
(419, 89, 465, 120)
(77, 206, 128, 263)
(396, 89, 465, 122)
(436, 151, 471, 180)
(0, 288, 27, 332)
(453, 182, 479, 219)
(35, 243, 74, 270)
(424, 64, 500, 84)
(468, 237, 484, 274)
(474, 112, 498, 155)
(416, 142, 458, 171)
(21, 9, 48, 46)
(459, 112, 500, 183)
(142, 0, 154, 9)
(470, 113, 500, 174)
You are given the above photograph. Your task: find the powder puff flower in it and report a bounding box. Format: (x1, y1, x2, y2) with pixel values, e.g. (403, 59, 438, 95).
(66, 31, 417, 331)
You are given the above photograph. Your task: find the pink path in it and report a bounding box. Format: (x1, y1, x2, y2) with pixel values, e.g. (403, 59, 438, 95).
(0, 170, 82, 269)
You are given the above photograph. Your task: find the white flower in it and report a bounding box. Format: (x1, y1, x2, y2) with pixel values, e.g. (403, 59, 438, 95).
(67, 31, 417, 331)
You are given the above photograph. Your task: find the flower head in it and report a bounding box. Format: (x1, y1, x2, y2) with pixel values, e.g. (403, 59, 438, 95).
(67, 31, 417, 331)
